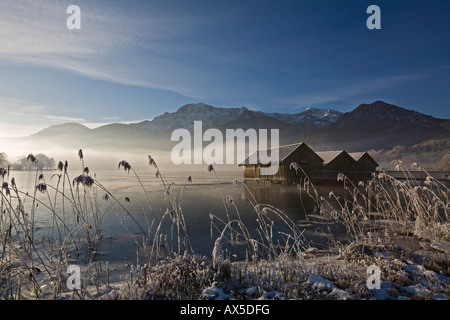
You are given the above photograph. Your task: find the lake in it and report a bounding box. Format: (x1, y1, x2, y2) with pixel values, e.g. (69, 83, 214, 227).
(3, 167, 345, 267)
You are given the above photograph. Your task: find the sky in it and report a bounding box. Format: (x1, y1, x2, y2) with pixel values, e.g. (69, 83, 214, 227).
(0, 0, 449, 138)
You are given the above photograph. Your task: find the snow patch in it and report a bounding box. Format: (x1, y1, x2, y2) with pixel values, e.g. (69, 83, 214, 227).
(306, 274, 336, 291)
(306, 275, 349, 299)
(400, 284, 447, 299)
(202, 282, 231, 300)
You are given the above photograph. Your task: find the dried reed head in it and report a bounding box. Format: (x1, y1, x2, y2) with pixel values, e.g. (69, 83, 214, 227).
(2, 182, 8, 189)
(78, 149, 83, 160)
(148, 155, 157, 168)
(57, 161, 64, 172)
(27, 154, 37, 164)
(72, 174, 94, 187)
(118, 160, 131, 173)
(36, 183, 47, 193)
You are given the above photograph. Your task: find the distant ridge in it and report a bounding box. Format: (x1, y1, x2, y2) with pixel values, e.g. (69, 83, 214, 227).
(23, 100, 449, 169)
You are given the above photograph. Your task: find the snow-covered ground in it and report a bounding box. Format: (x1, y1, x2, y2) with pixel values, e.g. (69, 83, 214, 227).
(13, 229, 446, 301)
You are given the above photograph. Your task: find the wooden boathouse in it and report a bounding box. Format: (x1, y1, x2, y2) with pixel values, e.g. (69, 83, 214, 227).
(239, 142, 379, 184)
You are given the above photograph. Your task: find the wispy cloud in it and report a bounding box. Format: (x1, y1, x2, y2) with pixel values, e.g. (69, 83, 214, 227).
(0, 0, 211, 97)
(0, 95, 85, 137)
(45, 115, 85, 122)
(284, 73, 427, 108)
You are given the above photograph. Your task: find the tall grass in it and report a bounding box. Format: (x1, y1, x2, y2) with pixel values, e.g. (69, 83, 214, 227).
(1, 151, 448, 300)
(0, 150, 107, 299)
(309, 160, 450, 245)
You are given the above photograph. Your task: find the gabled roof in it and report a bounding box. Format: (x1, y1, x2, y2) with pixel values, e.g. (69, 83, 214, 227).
(315, 151, 345, 165)
(239, 142, 313, 166)
(348, 152, 365, 161)
(348, 151, 379, 167)
(239, 142, 379, 169)
(316, 150, 359, 168)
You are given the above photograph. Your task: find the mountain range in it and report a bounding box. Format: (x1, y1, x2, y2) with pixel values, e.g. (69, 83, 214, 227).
(19, 100, 450, 169)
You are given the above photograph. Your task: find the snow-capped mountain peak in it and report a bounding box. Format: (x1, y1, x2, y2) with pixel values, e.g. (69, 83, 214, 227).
(266, 107, 343, 127)
(143, 103, 246, 131)
(140, 103, 344, 132)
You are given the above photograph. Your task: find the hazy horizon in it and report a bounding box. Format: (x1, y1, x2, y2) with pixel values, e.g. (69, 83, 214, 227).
(1, 1, 449, 140)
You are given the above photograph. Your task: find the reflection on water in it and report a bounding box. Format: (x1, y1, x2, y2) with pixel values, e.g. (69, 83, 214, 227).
(3, 169, 346, 265)
(243, 182, 318, 217)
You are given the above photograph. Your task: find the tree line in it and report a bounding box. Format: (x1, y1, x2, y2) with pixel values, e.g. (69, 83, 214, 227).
(0, 152, 56, 170)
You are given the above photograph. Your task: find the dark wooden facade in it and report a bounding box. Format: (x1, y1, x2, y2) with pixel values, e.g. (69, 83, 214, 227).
(316, 151, 359, 171)
(240, 142, 323, 184)
(348, 152, 379, 172)
(240, 142, 379, 184)
(314, 150, 360, 182)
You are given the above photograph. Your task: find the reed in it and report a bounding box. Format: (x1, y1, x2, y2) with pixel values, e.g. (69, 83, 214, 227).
(309, 160, 450, 244)
(0, 150, 110, 299)
(1, 150, 448, 300)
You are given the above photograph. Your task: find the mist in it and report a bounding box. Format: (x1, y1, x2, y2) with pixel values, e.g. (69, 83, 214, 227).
(0, 136, 244, 175)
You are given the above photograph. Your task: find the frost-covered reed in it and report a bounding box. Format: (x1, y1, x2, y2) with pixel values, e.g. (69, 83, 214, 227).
(1, 151, 448, 300)
(308, 160, 450, 244)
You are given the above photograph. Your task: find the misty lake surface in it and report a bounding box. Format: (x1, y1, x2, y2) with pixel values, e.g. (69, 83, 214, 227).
(6, 168, 338, 266)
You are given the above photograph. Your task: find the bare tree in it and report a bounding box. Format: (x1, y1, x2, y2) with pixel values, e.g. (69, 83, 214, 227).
(0, 152, 9, 167)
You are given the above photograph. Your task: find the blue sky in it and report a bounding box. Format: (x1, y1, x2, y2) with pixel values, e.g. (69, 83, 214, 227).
(0, 0, 449, 137)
